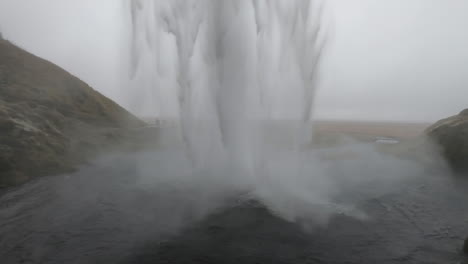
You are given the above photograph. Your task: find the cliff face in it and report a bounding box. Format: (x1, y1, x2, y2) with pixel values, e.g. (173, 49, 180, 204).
(0, 39, 145, 186)
(426, 109, 468, 172)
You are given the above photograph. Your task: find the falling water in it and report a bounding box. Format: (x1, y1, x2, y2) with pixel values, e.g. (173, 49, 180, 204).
(128, 0, 337, 223)
(0, 2, 463, 263)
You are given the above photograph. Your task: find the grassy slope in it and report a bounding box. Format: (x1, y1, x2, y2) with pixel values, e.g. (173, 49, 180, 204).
(0, 39, 145, 186)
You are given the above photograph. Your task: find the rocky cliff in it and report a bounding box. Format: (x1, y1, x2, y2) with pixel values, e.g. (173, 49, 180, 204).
(426, 109, 468, 172)
(0, 39, 145, 187)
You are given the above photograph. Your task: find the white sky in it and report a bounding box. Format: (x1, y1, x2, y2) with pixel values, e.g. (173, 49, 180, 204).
(0, 0, 467, 122)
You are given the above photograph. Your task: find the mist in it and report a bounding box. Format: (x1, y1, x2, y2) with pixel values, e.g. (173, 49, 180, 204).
(1, 0, 468, 121)
(0, 0, 455, 228)
(2, 1, 467, 263)
(319, 0, 468, 122)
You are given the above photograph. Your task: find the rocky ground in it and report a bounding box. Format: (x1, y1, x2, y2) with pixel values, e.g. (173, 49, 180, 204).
(0, 39, 148, 187)
(426, 109, 468, 173)
(0, 150, 467, 264)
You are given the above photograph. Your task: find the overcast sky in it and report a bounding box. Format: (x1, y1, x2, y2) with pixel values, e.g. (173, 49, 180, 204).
(0, 0, 467, 122)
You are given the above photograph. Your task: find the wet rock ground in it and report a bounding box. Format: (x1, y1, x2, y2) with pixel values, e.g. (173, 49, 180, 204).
(0, 151, 467, 264)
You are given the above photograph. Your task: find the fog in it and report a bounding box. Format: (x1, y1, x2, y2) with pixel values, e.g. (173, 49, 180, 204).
(1, 0, 468, 121)
(1, 2, 464, 262)
(1, 0, 467, 122)
(320, 0, 468, 121)
(0, 138, 452, 263)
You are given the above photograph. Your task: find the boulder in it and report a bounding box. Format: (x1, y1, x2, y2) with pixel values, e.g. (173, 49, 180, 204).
(426, 109, 468, 172)
(0, 39, 146, 187)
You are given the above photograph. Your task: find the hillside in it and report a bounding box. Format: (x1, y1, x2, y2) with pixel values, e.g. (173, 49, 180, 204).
(426, 109, 468, 172)
(0, 39, 145, 186)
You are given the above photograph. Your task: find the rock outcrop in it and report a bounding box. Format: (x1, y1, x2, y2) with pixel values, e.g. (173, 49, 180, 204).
(0, 39, 145, 187)
(426, 109, 468, 172)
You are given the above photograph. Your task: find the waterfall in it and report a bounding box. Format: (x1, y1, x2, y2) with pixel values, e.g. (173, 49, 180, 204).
(129, 0, 335, 223)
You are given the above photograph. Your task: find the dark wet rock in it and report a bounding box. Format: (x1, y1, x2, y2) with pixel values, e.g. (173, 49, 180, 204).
(464, 238, 468, 254)
(126, 204, 321, 264)
(0, 39, 146, 187)
(426, 109, 468, 172)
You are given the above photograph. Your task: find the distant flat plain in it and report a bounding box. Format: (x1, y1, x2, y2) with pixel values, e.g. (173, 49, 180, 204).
(140, 117, 431, 144)
(315, 120, 431, 140)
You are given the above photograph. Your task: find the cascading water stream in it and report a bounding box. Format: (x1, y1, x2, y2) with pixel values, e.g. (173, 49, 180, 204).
(128, 0, 337, 223)
(0, 3, 464, 263)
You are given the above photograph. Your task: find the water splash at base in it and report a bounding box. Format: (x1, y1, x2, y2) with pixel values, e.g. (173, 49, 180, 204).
(128, 0, 351, 223)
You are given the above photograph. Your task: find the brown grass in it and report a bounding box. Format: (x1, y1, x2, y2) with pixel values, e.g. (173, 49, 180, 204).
(315, 120, 431, 140)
